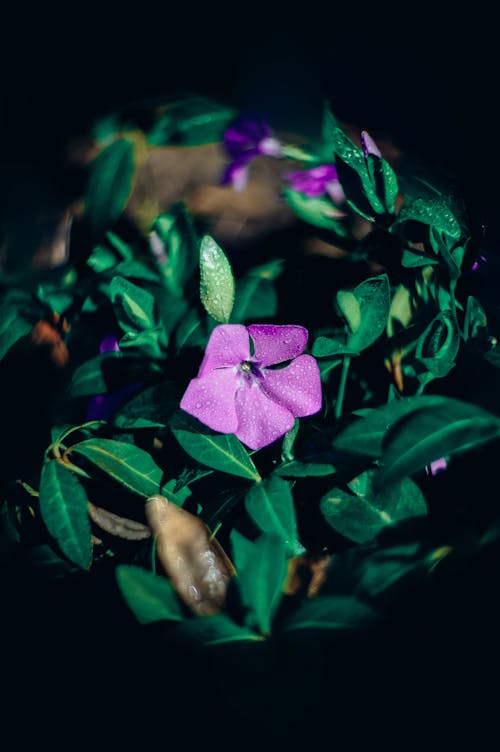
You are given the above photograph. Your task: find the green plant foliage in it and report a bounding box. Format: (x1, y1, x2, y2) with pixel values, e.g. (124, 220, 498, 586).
(39, 460, 92, 569)
(320, 472, 427, 543)
(199, 235, 235, 323)
(110, 276, 158, 333)
(150, 204, 198, 296)
(115, 565, 183, 624)
(283, 595, 376, 632)
(244, 476, 305, 556)
(67, 353, 159, 398)
(146, 96, 236, 146)
(230, 531, 288, 635)
(170, 412, 261, 481)
(84, 138, 135, 237)
(337, 274, 391, 353)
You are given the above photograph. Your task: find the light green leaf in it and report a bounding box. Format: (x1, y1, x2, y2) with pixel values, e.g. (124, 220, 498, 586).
(244, 477, 304, 556)
(151, 204, 199, 296)
(312, 335, 357, 358)
(283, 188, 349, 235)
(39, 460, 92, 569)
(199, 235, 235, 323)
(115, 565, 183, 624)
(170, 412, 260, 481)
(110, 276, 157, 333)
(230, 531, 288, 636)
(337, 274, 391, 353)
(274, 460, 337, 478)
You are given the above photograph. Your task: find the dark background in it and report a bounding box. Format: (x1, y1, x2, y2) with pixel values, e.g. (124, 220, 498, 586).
(1, 3, 499, 220)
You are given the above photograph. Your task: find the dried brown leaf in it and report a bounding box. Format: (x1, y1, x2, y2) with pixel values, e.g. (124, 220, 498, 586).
(88, 502, 151, 540)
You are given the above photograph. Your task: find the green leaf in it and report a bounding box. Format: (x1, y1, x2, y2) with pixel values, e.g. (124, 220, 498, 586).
(113, 380, 178, 429)
(119, 327, 165, 359)
(365, 153, 399, 215)
(320, 473, 427, 544)
(146, 97, 236, 146)
(464, 296, 488, 341)
(376, 398, 500, 488)
(230, 275, 277, 323)
(178, 613, 262, 645)
(151, 204, 199, 296)
(85, 138, 135, 237)
(244, 477, 304, 556)
(332, 394, 453, 459)
(0, 309, 31, 363)
(247, 258, 285, 280)
(281, 418, 300, 462)
(414, 309, 460, 379)
(274, 460, 337, 478)
(110, 276, 157, 333)
(312, 335, 357, 358)
(175, 308, 205, 352)
(170, 412, 261, 481)
(39, 460, 92, 569)
(115, 565, 183, 624)
(283, 595, 376, 632)
(283, 188, 349, 235)
(337, 274, 390, 353)
(199, 235, 235, 323)
(67, 353, 159, 398)
(68, 438, 178, 499)
(391, 196, 462, 242)
(230, 531, 288, 635)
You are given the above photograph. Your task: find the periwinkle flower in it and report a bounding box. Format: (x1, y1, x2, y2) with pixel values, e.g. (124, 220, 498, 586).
(360, 130, 382, 159)
(285, 164, 345, 206)
(221, 115, 283, 191)
(180, 324, 322, 450)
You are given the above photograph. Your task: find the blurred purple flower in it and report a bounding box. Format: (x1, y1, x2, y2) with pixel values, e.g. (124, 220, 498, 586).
(221, 115, 283, 191)
(180, 324, 322, 450)
(285, 164, 345, 205)
(360, 130, 382, 159)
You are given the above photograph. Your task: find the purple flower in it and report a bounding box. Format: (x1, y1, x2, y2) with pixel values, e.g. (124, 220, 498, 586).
(221, 115, 283, 192)
(285, 164, 345, 206)
(180, 324, 322, 450)
(360, 130, 382, 159)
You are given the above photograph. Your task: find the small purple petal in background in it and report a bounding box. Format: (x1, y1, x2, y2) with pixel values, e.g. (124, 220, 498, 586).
(99, 334, 120, 353)
(286, 164, 345, 205)
(425, 457, 448, 476)
(471, 255, 487, 272)
(221, 115, 282, 190)
(361, 130, 382, 158)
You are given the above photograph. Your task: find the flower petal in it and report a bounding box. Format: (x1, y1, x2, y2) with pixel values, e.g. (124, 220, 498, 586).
(247, 324, 308, 366)
(180, 368, 239, 433)
(361, 130, 382, 158)
(234, 383, 295, 450)
(260, 355, 322, 417)
(198, 325, 250, 376)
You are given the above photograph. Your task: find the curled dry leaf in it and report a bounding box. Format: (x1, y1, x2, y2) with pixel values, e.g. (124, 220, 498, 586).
(88, 502, 151, 540)
(145, 495, 234, 616)
(284, 555, 332, 598)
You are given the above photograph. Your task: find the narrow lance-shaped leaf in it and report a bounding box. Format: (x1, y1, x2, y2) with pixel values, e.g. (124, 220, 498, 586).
(39, 460, 92, 569)
(244, 477, 305, 557)
(110, 276, 157, 333)
(170, 412, 261, 481)
(230, 530, 288, 636)
(199, 235, 235, 323)
(115, 565, 183, 625)
(68, 438, 180, 499)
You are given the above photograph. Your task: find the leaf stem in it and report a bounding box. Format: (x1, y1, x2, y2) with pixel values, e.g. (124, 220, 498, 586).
(335, 355, 351, 420)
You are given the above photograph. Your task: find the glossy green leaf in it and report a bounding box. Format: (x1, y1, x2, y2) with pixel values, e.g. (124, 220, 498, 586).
(230, 276, 277, 323)
(415, 309, 460, 379)
(337, 274, 390, 353)
(464, 295, 488, 341)
(151, 204, 198, 296)
(244, 477, 304, 556)
(119, 327, 165, 359)
(199, 235, 235, 323)
(320, 473, 427, 543)
(283, 188, 349, 235)
(115, 565, 183, 624)
(68, 438, 177, 499)
(376, 398, 500, 488)
(274, 461, 337, 478)
(312, 335, 357, 358)
(39, 460, 92, 569)
(365, 153, 399, 215)
(281, 419, 300, 463)
(391, 196, 462, 242)
(85, 138, 135, 236)
(284, 595, 376, 632)
(332, 394, 452, 459)
(110, 276, 157, 333)
(230, 531, 288, 635)
(170, 412, 261, 481)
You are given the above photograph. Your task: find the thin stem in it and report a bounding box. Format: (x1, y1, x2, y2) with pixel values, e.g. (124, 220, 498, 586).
(335, 355, 351, 420)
